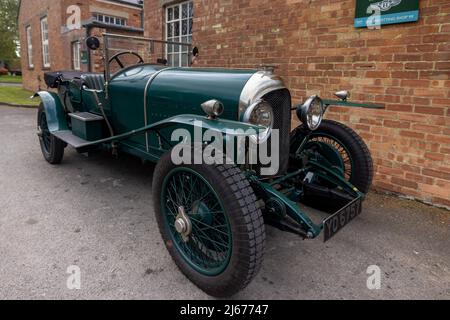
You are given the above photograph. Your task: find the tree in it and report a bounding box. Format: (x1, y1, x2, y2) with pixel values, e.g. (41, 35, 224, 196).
(0, 0, 20, 69)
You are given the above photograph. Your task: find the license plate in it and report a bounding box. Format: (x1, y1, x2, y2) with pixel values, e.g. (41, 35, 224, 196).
(323, 197, 363, 242)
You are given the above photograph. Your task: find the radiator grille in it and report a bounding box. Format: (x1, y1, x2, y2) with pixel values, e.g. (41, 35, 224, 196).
(263, 89, 292, 175)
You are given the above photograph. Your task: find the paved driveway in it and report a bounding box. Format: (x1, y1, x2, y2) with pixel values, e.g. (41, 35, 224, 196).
(0, 105, 448, 300)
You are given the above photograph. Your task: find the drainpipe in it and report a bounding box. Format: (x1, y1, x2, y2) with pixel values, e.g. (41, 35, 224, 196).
(86, 26, 92, 73)
(140, 1, 144, 30)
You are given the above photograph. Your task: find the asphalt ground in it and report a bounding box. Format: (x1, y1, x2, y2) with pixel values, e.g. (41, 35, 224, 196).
(0, 105, 448, 300)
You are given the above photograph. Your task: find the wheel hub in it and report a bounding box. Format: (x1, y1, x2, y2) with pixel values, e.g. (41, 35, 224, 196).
(175, 206, 192, 242)
(175, 218, 187, 233)
(37, 126, 43, 137)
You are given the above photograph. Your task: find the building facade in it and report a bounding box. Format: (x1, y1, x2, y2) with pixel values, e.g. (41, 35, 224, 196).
(142, 0, 449, 208)
(18, 0, 143, 91)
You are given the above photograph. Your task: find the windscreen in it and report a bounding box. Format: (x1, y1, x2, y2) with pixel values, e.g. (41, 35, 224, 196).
(102, 34, 193, 76)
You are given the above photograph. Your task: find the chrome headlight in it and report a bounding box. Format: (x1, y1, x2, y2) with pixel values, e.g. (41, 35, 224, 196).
(297, 95, 324, 131)
(243, 100, 274, 143)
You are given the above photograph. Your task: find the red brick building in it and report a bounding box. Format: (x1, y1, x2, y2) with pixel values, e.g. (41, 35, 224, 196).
(142, 0, 449, 208)
(18, 0, 143, 91)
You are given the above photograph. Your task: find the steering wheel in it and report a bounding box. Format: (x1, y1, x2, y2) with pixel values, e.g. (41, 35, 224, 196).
(108, 51, 144, 70)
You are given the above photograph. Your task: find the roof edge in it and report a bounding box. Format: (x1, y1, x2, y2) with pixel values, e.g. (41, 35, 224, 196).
(101, 0, 143, 8)
(83, 20, 144, 33)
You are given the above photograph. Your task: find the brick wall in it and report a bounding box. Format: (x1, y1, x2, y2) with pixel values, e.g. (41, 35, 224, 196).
(19, 0, 143, 91)
(144, 0, 449, 208)
(143, 0, 165, 39)
(19, 0, 63, 91)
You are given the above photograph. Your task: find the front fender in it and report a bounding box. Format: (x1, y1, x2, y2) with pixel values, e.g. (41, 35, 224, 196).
(33, 91, 68, 132)
(153, 114, 264, 137)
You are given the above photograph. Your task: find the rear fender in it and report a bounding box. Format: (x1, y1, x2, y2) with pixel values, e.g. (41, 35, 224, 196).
(33, 91, 68, 132)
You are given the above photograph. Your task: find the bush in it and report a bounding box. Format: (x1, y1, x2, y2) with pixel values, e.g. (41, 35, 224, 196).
(0, 68, 8, 76)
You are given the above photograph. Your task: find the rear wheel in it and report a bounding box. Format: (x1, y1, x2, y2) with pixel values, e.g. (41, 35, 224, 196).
(37, 103, 65, 164)
(153, 150, 265, 297)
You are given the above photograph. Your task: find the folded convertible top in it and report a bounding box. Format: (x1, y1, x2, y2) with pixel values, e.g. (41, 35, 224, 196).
(44, 71, 84, 88)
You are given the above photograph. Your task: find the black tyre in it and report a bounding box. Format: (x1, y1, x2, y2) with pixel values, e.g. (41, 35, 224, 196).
(37, 103, 65, 164)
(292, 120, 374, 194)
(152, 150, 265, 297)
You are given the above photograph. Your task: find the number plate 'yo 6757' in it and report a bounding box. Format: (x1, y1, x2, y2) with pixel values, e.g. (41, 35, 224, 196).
(323, 197, 363, 242)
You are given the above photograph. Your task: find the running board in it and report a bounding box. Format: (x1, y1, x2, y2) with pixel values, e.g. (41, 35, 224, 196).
(53, 130, 91, 149)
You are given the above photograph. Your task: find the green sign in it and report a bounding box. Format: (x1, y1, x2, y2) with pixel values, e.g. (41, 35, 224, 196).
(81, 51, 89, 65)
(355, 0, 420, 28)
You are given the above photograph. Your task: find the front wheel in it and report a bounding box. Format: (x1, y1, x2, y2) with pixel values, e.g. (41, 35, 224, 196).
(152, 150, 265, 297)
(37, 103, 65, 164)
(291, 120, 374, 194)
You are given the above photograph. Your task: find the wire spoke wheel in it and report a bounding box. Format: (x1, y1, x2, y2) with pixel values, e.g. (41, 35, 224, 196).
(161, 167, 232, 276)
(309, 134, 353, 180)
(153, 149, 265, 297)
(37, 103, 65, 164)
(39, 111, 51, 154)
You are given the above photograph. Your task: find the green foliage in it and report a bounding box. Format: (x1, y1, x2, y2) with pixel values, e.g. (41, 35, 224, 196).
(0, 0, 20, 68)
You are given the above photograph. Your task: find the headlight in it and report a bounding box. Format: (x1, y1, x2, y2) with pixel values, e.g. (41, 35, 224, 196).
(243, 100, 274, 143)
(297, 95, 324, 131)
(201, 99, 224, 119)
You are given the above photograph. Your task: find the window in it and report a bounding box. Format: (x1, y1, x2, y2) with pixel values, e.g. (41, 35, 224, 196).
(93, 13, 127, 26)
(72, 41, 81, 71)
(26, 26, 33, 68)
(40, 16, 50, 68)
(166, 1, 193, 67)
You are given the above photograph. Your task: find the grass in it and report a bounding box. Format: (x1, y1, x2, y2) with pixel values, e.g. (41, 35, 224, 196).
(0, 87, 40, 106)
(0, 75, 23, 84)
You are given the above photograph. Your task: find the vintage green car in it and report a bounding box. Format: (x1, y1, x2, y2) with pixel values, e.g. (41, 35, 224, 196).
(35, 34, 381, 297)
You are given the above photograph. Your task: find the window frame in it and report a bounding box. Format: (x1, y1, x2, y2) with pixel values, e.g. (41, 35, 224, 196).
(40, 16, 50, 68)
(165, 1, 193, 67)
(72, 41, 81, 71)
(26, 25, 33, 68)
(93, 13, 127, 26)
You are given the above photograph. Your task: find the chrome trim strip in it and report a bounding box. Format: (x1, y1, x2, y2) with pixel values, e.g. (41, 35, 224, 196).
(143, 67, 177, 151)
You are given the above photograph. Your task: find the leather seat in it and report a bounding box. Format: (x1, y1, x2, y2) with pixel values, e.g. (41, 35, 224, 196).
(81, 73, 105, 91)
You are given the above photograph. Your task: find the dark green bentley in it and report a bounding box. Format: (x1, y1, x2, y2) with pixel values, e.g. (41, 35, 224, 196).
(35, 34, 382, 297)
